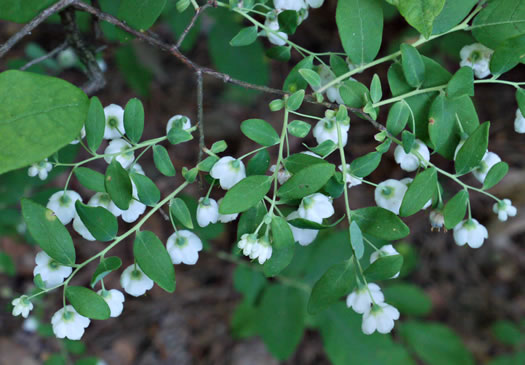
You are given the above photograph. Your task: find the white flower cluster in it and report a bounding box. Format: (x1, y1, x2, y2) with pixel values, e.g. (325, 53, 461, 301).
(460, 43, 493, 79)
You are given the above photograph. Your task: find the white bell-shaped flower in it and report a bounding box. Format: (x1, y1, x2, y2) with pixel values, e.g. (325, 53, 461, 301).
(51, 305, 90, 340)
(197, 197, 219, 227)
(314, 66, 344, 104)
(166, 115, 191, 135)
(121, 198, 146, 223)
(298, 193, 334, 223)
(472, 151, 501, 184)
(33, 251, 72, 288)
(238, 233, 258, 257)
(338, 164, 362, 188)
(166, 230, 203, 265)
(88, 192, 122, 217)
(429, 210, 445, 230)
(370, 245, 401, 278)
(460, 43, 493, 79)
(514, 109, 525, 134)
(312, 116, 349, 146)
(393, 139, 430, 172)
(22, 316, 39, 332)
(306, 0, 324, 8)
(270, 164, 292, 185)
(11, 296, 33, 318)
(217, 198, 239, 223)
(361, 303, 400, 335)
(264, 18, 288, 46)
(287, 211, 318, 246)
(493, 199, 517, 222)
(346, 283, 385, 314)
(28, 158, 53, 180)
(103, 104, 125, 140)
(46, 190, 82, 225)
(104, 138, 135, 169)
(374, 179, 407, 215)
(70, 127, 86, 145)
(274, 0, 307, 11)
(453, 218, 488, 249)
(97, 289, 125, 318)
(210, 156, 246, 190)
(120, 265, 154, 297)
(238, 234, 272, 264)
(72, 212, 95, 241)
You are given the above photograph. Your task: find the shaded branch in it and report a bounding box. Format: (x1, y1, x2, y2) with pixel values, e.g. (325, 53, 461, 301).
(196, 70, 205, 164)
(176, 3, 213, 49)
(19, 41, 68, 71)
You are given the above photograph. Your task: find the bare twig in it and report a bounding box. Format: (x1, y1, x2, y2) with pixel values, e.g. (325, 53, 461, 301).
(19, 41, 68, 71)
(176, 3, 212, 49)
(0, 0, 75, 58)
(196, 70, 205, 164)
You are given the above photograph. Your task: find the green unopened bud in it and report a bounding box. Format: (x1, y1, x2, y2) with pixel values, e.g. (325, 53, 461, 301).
(315, 92, 324, 103)
(324, 109, 336, 118)
(374, 130, 387, 142)
(269, 99, 284, 112)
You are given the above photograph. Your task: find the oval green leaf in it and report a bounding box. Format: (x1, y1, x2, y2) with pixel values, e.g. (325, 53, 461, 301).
(105, 160, 132, 210)
(123, 98, 144, 144)
(130, 172, 160, 206)
(85, 96, 105, 153)
(219, 175, 272, 214)
(277, 163, 335, 200)
(74, 167, 106, 193)
(240, 119, 280, 146)
(455, 122, 490, 175)
(91, 256, 122, 288)
(351, 207, 410, 240)
(400, 168, 437, 217)
(152, 145, 176, 177)
(483, 161, 509, 190)
(443, 190, 468, 230)
(75, 201, 118, 242)
(65, 286, 110, 320)
(169, 197, 194, 229)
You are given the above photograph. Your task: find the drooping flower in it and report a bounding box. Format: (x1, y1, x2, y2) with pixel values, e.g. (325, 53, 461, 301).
(374, 179, 407, 215)
(514, 109, 525, 134)
(305, 0, 324, 8)
(11, 296, 33, 318)
(51, 305, 90, 340)
(370, 245, 401, 278)
(338, 164, 362, 188)
(287, 211, 318, 246)
(166, 115, 191, 135)
(88, 192, 122, 217)
(120, 198, 146, 223)
(361, 303, 400, 335)
(22, 316, 39, 332)
(270, 164, 292, 185)
(57, 48, 78, 68)
(120, 265, 154, 297)
(217, 198, 239, 223)
(103, 104, 125, 140)
(459, 43, 493, 79)
(429, 210, 445, 230)
(393, 139, 430, 172)
(33, 252, 73, 288)
(312, 116, 349, 146)
(210, 156, 246, 190)
(166, 230, 203, 265)
(103, 138, 135, 169)
(46, 190, 82, 225)
(298, 193, 334, 223)
(273, 0, 307, 11)
(472, 151, 501, 184)
(238, 234, 272, 264)
(28, 158, 53, 180)
(264, 18, 288, 46)
(453, 218, 488, 249)
(97, 289, 125, 318)
(196, 197, 219, 227)
(346, 283, 385, 314)
(493, 199, 517, 222)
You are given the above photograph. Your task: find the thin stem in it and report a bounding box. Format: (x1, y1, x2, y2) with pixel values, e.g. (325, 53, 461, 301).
(238, 145, 269, 160)
(268, 108, 290, 217)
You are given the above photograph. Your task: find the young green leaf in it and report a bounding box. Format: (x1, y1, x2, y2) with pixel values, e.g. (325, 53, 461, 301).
(134, 230, 176, 293)
(277, 163, 335, 199)
(395, 0, 446, 38)
(246, 149, 270, 176)
(277, 10, 299, 34)
(283, 153, 326, 173)
(349, 152, 381, 178)
(447, 67, 474, 98)
(401, 130, 415, 154)
(85, 96, 105, 152)
(516, 88, 525, 116)
(339, 80, 370, 108)
(237, 201, 267, 240)
(305, 140, 337, 157)
(283, 56, 314, 92)
(263, 216, 295, 277)
(240, 119, 280, 146)
(370, 74, 382, 103)
(330, 54, 350, 77)
(287, 120, 311, 138)
(230, 26, 258, 47)
(105, 160, 132, 210)
(129, 172, 160, 206)
(90, 256, 122, 288)
(210, 140, 227, 153)
(117, 0, 167, 33)
(74, 167, 106, 193)
(266, 45, 291, 62)
(386, 101, 410, 136)
(152, 145, 176, 176)
(286, 89, 305, 111)
(75, 201, 118, 242)
(401, 44, 425, 87)
(443, 190, 468, 230)
(123, 98, 144, 144)
(21, 199, 76, 266)
(455, 122, 490, 174)
(182, 166, 198, 182)
(298, 68, 321, 89)
(483, 161, 509, 190)
(351, 207, 410, 240)
(349, 222, 364, 259)
(364, 254, 403, 281)
(220, 175, 272, 214)
(167, 127, 193, 145)
(169, 197, 194, 229)
(400, 168, 437, 217)
(383, 283, 432, 316)
(65, 286, 110, 320)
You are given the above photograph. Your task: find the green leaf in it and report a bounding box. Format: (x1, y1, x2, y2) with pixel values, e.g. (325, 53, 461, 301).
(90, 256, 122, 288)
(299, 68, 322, 89)
(117, 0, 167, 32)
(277, 163, 335, 199)
(240, 118, 280, 146)
(74, 201, 118, 242)
(210, 140, 227, 154)
(336, 0, 383, 64)
(263, 216, 295, 277)
(432, 0, 477, 35)
(396, 0, 446, 38)
(237, 201, 267, 239)
(349, 222, 364, 259)
(231, 300, 259, 339)
(330, 54, 350, 77)
(266, 45, 292, 62)
(443, 190, 468, 229)
(0, 70, 88, 174)
(370, 74, 382, 103)
(308, 259, 356, 314)
(283, 56, 314, 92)
(401, 44, 426, 87)
(152, 145, 176, 176)
(105, 160, 132, 210)
(220, 175, 272, 214)
(0, 0, 56, 22)
(400, 168, 437, 217)
(364, 255, 403, 281)
(133, 230, 176, 292)
(306, 140, 337, 157)
(85, 97, 105, 152)
(447, 67, 474, 98)
(483, 161, 509, 190)
(517, 88, 525, 116)
(351, 207, 410, 240)
(402, 130, 415, 154)
(256, 284, 306, 360)
(287, 120, 311, 138)
(286, 89, 305, 111)
(198, 156, 219, 172)
(115, 45, 152, 96)
(491, 320, 523, 346)
(21, 199, 76, 266)
(386, 102, 410, 136)
(182, 166, 198, 183)
(167, 127, 193, 145)
(490, 35, 525, 76)
(74, 167, 106, 193)
(130, 172, 160, 206)
(400, 321, 475, 365)
(288, 215, 345, 230)
(65, 286, 110, 320)
(233, 265, 267, 304)
(0, 252, 15, 276)
(339, 80, 370, 108)
(246, 149, 270, 176)
(283, 153, 326, 173)
(278, 10, 299, 34)
(455, 122, 490, 174)
(123, 98, 144, 144)
(383, 283, 432, 316)
(230, 26, 258, 46)
(169, 197, 194, 229)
